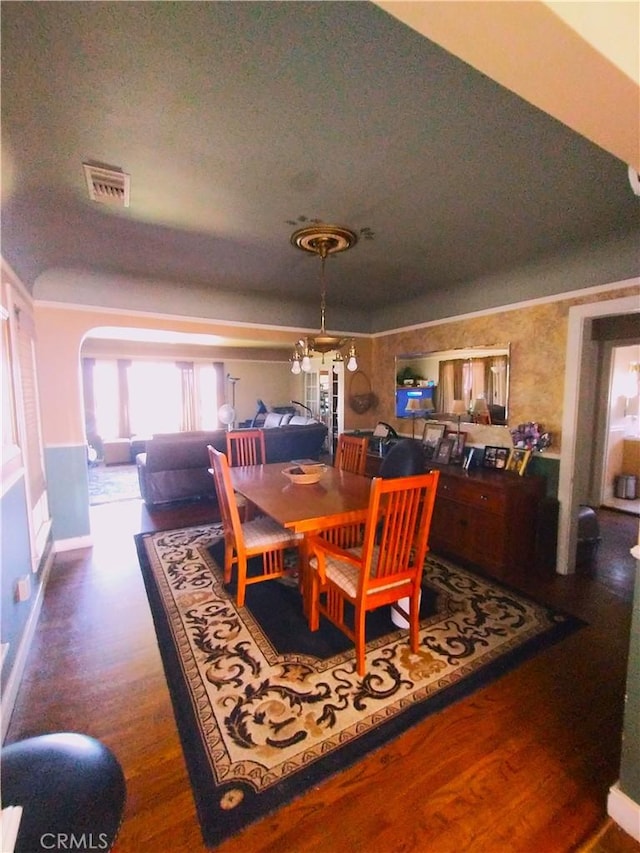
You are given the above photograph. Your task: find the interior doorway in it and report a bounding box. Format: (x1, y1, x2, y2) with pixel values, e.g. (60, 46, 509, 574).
(302, 357, 345, 457)
(598, 343, 640, 516)
(557, 287, 640, 575)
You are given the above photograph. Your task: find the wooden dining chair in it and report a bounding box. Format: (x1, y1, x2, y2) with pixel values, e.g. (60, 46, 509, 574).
(208, 446, 301, 607)
(226, 429, 266, 519)
(335, 433, 368, 476)
(226, 428, 266, 467)
(306, 470, 440, 676)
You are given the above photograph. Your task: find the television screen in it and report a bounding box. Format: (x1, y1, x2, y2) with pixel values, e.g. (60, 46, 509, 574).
(395, 387, 435, 418)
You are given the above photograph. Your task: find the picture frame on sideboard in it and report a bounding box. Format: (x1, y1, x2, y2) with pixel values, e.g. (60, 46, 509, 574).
(463, 447, 477, 470)
(445, 429, 467, 464)
(434, 437, 455, 465)
(422, 422, 447, 459)
(482, 445, 510, 470)
(506, 448, 532, 476)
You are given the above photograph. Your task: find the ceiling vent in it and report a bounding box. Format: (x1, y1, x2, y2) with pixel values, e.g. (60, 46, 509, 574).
(83, 163, 130, 207)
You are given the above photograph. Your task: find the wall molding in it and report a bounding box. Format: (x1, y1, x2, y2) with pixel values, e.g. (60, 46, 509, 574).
(608, 782, 640, 842)
(54, 534, 93, 552)
(371, 277, 640, 339)
(34, 277, 640, 342)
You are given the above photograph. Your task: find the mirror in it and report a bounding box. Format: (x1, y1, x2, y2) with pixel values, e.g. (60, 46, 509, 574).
(395, 345, 510, 425)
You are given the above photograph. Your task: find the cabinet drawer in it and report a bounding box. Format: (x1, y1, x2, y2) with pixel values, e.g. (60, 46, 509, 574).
(437, 477, 507, 515)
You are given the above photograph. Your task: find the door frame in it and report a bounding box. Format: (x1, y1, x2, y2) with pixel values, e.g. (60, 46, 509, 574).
(556, 286, 639, 574)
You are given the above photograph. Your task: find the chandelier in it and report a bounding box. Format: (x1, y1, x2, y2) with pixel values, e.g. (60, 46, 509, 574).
(290, 224, 358, 375)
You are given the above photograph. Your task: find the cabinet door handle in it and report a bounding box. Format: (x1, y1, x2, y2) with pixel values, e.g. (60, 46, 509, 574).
(480, 494, 489, 501)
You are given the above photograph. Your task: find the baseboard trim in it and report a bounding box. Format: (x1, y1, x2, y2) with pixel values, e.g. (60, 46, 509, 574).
(1, 545, 54, 742)
(54, 534, 93, 552)
(608, 781, 640, 842)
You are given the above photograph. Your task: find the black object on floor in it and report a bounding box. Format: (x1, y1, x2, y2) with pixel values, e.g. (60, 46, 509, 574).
(1, 732, 126, 853)
(576, 505, 602, 565)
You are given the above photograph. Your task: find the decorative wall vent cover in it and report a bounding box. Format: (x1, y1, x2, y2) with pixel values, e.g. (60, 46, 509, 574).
(82, 163, 130, 207)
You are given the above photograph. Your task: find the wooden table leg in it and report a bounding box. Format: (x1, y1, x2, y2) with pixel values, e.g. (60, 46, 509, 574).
(299, 535, 312, 619)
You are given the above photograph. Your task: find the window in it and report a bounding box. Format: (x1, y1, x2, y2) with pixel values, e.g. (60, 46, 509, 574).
(196, 363, 218, 430)
(128, 361, 182, 436)
(90, 358, 219, 440)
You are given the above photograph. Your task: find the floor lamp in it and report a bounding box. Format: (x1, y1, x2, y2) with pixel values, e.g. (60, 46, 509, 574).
(226, 374, 240, 428)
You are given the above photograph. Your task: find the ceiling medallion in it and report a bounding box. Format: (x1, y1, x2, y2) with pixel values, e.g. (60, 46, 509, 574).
(290, 224, 359, 374)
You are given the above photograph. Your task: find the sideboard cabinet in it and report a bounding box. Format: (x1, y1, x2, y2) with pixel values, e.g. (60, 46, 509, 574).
(429, 465, 546, 579)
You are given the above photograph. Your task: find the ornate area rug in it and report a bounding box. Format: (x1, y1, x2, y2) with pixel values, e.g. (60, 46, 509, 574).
(135, 524, 584, 847)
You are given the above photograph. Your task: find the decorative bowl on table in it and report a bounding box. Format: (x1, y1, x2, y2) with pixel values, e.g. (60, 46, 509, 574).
(282, 464, 326, 485)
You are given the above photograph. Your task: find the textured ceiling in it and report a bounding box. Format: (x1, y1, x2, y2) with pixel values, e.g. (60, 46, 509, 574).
(1, 1, 637, 328)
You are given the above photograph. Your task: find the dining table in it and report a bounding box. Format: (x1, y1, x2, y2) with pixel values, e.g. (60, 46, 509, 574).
(229, 461, 372, 533)
(229, 461, 372, 611)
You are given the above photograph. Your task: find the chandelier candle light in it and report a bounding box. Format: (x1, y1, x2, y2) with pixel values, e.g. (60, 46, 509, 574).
(290, 225, 358, 374)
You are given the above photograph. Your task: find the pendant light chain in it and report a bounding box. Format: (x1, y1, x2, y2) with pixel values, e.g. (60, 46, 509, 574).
(289, 224, 359, 375)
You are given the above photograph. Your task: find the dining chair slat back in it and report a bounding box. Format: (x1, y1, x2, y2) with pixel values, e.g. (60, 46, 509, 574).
(335, 433, 368, 476)
(306, 470, 440, 675)
(226, 429, 266, 467)
(207, 445, 300, 607)
(226, 429, 266, 520)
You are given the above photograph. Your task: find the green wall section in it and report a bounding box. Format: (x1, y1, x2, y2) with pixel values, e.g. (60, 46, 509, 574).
(527, 455, 560, 497)
(0, 477, 37, 693)
(620, 562, 640, 802)
(44, 445, 91, 541)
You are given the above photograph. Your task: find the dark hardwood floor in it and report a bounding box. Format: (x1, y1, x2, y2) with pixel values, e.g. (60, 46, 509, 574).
(6, 500, 639, 852)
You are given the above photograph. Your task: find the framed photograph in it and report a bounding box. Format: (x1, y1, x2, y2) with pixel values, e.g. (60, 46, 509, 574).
(506, 448, 532, 476)
(434, 437, 455, 465)
(445, 429, 467, 464)
(482, 445, 510, 470)
(463, 447, 476, 471)
(422, 422, 446, 459)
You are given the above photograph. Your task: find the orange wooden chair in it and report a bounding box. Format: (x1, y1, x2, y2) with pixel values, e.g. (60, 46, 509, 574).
(226, 428, 266, 467)
(306, 470, 440, 675)
(320, 434, 370, 551)
(225, 429, 266, 519)
(208, 445, 301, 607)
(335, 433, 368, 476)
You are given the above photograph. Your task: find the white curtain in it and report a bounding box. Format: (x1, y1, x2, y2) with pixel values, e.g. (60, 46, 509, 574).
(438, 361, 455, 412)
(177, 361, 196, 432)
(488, 356, 508, 405)
(470, 359, 486, 405)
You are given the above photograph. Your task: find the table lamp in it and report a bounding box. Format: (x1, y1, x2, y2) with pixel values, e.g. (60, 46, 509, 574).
(451, 399, 466, 422)
(472, 397, 491, 424)
(405, 396, 423, 438)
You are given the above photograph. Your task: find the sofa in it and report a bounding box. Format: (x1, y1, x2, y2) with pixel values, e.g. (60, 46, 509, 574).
(136, 421, 328, 507)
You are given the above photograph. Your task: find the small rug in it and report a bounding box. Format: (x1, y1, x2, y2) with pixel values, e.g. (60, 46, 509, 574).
(88, 463, 141, 505)
(136, 525, 584, 848)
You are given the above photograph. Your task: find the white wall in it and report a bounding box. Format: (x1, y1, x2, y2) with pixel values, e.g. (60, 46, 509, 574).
(222, 359, 301, 425)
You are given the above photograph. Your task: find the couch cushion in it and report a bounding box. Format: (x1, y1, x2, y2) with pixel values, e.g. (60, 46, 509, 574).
(263, 423, 327, 462)
(288, 415, 319, 425)
(263, 412, 285, 428)
(144, 432, 227, 472)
